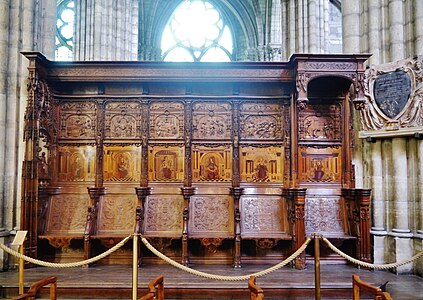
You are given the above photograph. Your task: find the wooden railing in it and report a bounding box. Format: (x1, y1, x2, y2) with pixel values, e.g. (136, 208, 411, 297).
(352, 274, 393, 300)
(11, 276, 57, 300)
(248, 276, 265, 300)
(139, 275, 165, 300)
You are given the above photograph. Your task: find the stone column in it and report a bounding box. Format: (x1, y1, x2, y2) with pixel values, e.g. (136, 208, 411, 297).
(342, 0, 360, 53)
(388, 0, 405, 61)
(390, 138, 413, 274)
(368, 0, 381, 64)
(370, 140, 387, 264)
(416, 0, 423, 56)
(74, 0, 138, 61)
(308, 0, 318, 53)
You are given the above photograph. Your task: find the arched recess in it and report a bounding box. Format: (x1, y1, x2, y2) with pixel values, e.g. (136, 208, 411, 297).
(307, 75, 352, 99)
(138, 0, 260, 61)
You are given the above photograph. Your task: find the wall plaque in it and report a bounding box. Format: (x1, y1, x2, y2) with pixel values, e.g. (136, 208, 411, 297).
(373, 71, 411, 118)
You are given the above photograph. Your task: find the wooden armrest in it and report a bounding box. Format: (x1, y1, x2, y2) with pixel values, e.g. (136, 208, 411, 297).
(139, 275, 164, 300)
(248, 276, 264, 300)
(353, 274, 392, 300)
(11, 276, 57, 300)
(377, 291, 393, 300)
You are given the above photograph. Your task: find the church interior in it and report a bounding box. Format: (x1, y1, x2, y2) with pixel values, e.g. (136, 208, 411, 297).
(0, 0, 423, 299)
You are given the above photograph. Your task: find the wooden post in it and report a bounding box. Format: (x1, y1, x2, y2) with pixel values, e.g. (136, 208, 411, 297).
(132, 233, 138, 300)
(314, 234, 321, 300)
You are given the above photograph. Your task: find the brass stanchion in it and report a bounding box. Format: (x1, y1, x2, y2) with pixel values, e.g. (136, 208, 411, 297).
(314, 234, 321, 300)
(19, 244, 24, 294)
(132, 234, 138, 300)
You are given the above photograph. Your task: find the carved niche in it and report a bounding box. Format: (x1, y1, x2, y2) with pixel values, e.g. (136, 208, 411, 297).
(57, 145, 96, 182)
(149, 101, 184, 139)
(192, 101, 232, 140)
(362, 56, 423, 131)
(299, 146, 342, 183)
(192, 145, 232, 182)
(104, 101, 142, 139)
(103, 146, 141, 182)
(59, 102, 97, 140)
(148, 146, 184, 182)
(240, 146, 284, 183)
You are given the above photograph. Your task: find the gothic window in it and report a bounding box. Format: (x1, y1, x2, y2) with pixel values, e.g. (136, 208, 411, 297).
(55, 0, 74, 61)
(328, 0, 342, 53)
(161, 0, 233, 62)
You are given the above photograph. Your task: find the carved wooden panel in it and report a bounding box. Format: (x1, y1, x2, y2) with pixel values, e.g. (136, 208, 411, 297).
(149, 101, 184, 139)
(143, 195, 184, 237)
(189, 195, 234, 238)
(298, 104, 342, 141)
(45, 194, 89, 235)
(192, 145, 232, 182)
(240, 196, 288, 238)
(57, 146, 96, 182)
(148, 146, 184, 182)
(239, 102, 284, 140)
(103, 146, 141, 182)
(59, 102, 97, 140)
(192, 101, 232, 140)
(240, 146, 284, 183)
(299, 146, 342, 183)
(305, 195, 347, 236)
(96, 194, 137, 236)
(104, 101, 142, 139)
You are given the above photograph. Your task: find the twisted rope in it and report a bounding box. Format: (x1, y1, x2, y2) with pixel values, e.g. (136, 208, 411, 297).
(0, 235, 131, 268)
(322, 237, 423, 270)
(141, 236, 311, 281)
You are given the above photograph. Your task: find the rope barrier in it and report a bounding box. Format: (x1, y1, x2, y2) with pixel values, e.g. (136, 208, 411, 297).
(0, 235, 131, 268)
(322, 237, 423, 270)
(140, 236, 311, 281)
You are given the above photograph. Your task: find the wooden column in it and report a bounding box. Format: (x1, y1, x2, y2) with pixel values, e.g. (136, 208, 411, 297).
(181, 187, 196, 266)
(231, 187, 243, 268)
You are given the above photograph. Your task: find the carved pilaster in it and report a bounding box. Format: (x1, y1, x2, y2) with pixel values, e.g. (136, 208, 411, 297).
(184, 100, 193, 186)
(232, 101, 241, 187)
(84, 187, 107, 261)
(141, 100, 150, 187)
(135, 187, 152, 234)
(296, 73, 309, 110)
(231, 187, 244, 268)
(95, 102, 105, 187)
(180, 187, 196, 266)
(286, 188, 307, 269)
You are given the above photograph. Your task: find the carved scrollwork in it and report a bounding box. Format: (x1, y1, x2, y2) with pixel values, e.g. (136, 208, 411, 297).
(200, 238, 223, 253)
(256, 238, 277, 249)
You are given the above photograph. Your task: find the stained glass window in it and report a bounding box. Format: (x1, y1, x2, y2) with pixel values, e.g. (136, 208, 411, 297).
(55, 0, 74, 61)
(161, 0, 233, 62)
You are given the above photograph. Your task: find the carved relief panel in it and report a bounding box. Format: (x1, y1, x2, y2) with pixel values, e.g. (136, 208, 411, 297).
(45, 194, 90, 235)
(192, 101, 232, 140)
(148, 146, 184, 182)
(239, 102, 284, 140)
(192, 145, 232, 182)
(104, 101, 142, 139)
(298, 104, 342, 141)
(189, 195, 234, 238)
(240, 146, 284, 183)
(96, 194, 137, 236)
(59, 102, 97, 140)
(143, 195, 184, 237)
(305, 195, 347, 236)
(240, 196, 288, 238)
(149, 101, 184, 140)
(103, 146, 141, 182)
(299, 147, 342, 183)
(57, 146, 96, 182)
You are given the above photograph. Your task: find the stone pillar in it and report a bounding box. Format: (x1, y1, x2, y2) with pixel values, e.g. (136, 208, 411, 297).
(388, 0, 405, 61)
(417, 140, 423, 236)
(389, 138, 413, 274)
(368, 0, 381, 64)
(370, 141, 387, 264)
(416, 0, 423, 56)
(342, 0, 360, 53)
(308, 0, 318, 53)
(74, 0, 138, 61)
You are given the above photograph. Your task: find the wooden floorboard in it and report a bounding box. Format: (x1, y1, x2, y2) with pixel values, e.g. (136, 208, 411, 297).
(1, 263, 422, 299)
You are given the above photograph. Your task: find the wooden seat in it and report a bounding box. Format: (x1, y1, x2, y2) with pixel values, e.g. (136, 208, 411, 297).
(11, 276, 57, 300)
(139, 275, 164, 300)
(248, 276, 264, 300)
(352, 274, 393, 300)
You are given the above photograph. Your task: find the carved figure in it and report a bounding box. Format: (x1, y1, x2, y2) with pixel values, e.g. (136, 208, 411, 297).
(255, 160, 268, 181)
(117, 156, 129, 178)
(313, 160, 325, 181)
(160, 156, 173, 179)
